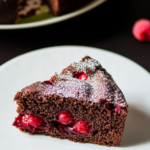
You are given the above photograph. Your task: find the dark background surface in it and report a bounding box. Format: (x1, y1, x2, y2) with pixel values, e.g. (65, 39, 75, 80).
(0, 0, 150, 72)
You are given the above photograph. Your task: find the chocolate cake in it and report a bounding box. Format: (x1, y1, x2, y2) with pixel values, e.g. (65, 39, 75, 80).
(0, 0, 93, 24)
(13, 56, 128, 146)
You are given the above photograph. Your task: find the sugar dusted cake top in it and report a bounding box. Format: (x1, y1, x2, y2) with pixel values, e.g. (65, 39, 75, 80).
(21, 56, 127, 107)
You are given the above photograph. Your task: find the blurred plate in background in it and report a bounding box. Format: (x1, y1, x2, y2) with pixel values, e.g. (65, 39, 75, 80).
(0, 0, 106, 30)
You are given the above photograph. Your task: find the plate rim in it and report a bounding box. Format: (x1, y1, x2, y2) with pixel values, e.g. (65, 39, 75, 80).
(0, 0, 106, 30)
(0, 45, 149, 76)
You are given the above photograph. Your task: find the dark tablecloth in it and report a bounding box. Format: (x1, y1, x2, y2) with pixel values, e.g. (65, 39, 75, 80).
(0, 0, 150, 72)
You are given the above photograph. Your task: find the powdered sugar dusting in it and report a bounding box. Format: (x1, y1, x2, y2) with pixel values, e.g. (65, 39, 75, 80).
(36, 57, 126, 106)
(71, 58, 100, 73)
(37, 74, 92, 100)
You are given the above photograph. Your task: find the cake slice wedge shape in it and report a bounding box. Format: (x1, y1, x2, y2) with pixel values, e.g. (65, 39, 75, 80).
(13, 56, 128, 146)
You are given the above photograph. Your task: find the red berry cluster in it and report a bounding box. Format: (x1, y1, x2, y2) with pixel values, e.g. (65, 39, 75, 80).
(13, 110, 92, 134)
(57, 110, 91, 134)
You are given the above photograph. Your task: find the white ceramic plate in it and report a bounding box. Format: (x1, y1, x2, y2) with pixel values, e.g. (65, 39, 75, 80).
(0, 46, 150, 150)
(0, 0, 106, 30)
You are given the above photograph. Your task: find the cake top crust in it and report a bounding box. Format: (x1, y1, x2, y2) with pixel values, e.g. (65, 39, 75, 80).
(20, 56, 127, 107)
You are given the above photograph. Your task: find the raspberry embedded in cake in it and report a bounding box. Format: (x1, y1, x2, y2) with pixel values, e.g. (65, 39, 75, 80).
(13, 111, 93, 136)
(115, 106, 121, 114)
(58, 110, 73, 125)
(42, 80, 52, 85)
(105, 103, 122, 114)
(13, 56, 128, 146)
(13, 113, 47, 132)
(73, 121, 90, 134)
(22, 114, 43, 127)
(73, 71, 88, 80)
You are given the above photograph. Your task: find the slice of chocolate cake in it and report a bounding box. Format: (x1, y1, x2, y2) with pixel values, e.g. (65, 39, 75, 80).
(13, 56, 128, 146)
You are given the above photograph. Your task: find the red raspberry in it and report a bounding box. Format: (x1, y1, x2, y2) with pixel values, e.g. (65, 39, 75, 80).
(22, 114, 44, 128)
(13, 114, 24, 127)
(73, 121, 89, 134)
(115, 106, 121, 114)
(73, 72, 88, 80)
(42, 80, 51, 84)
(58, 111, 73, 125)
(132, 19, 150, 41)
(79, 74, 88, 80)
